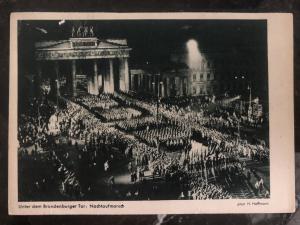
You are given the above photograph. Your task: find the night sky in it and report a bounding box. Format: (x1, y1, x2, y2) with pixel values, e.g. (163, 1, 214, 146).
(18, 19, 268, 104)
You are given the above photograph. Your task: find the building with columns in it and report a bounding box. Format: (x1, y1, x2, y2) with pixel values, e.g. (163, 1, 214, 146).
(187, 58, 217, 96)
(130, 57, 218, 98)
(35, 37, 131, 97)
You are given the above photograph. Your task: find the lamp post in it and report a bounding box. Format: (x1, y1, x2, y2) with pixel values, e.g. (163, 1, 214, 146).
(152, 78, 163, 123)
(234, 74, 245, 96)
(151, 73, 163, 150)
(247, 83, 252, 121)
(37, 99, 41, 129)
(237, 118, 241, 143)
(234, 74, 246, 140)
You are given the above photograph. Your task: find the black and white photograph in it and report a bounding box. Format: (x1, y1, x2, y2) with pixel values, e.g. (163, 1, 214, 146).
(8, 13, 294, 214)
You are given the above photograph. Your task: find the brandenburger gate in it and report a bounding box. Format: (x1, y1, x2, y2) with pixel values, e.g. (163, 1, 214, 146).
(35, 26, 131, 97)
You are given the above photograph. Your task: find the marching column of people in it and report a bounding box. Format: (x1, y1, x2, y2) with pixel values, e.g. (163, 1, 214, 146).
(18, 91, 270, 200)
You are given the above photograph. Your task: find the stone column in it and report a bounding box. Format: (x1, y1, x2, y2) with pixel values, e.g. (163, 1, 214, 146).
(161, 77, 165, 97)
(54, 61, 60, 96)
(124, 58, 129, 92)
(119, 59, 125, 92)
(103, 60, 109, 93)
(87, 78, 92, 94)
(109, 58, 114, 93)
(36, 61, 42, 96)
(131, 74, 135, 92)
(175, 76, 181, 96)
(65, 62, 71, 94)
(141, 73, 144, 90)
(151, 76, 155, 95)
(179, 77, 184, 96)
(183, 78, 187, 96)
(97, 61, 102, 93)
(119, 58, 129, 92)
(160, 81, 165, 98)
(49, 61, 57, 97)
(148, 75, 151, 93)
(98, 73, 103, 91)
(93, 60, 99, 95)
(187, 73, 191, 96)
(137, 74, 141, 91)
(166, 77, 170, 97)
(71, 60, 77, 97)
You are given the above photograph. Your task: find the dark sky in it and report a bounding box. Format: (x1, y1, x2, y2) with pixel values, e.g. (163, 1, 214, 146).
(19, 19, 267, 67)
(18, 19, 268, 103)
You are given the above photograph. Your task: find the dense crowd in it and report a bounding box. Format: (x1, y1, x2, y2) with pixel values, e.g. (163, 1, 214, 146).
(115, 92, 270, 197)
(116, 92, 269, 162)
(116, 116, 157, 132)
(18, 148, 61, 201)
(96, 107, 142, 122)
(135, 125, 191, 149)
(18, 115, 46, 147)
(49, 101, 128, 143)
(18, 134, 82, 200)
(193, 126, 269, 162)
(18, 97, 54, 148)
(18, 91, 270, 201)
(74, 94, 118, 110)
(189, 179, 232, 200)
(117, 117, 192, 149)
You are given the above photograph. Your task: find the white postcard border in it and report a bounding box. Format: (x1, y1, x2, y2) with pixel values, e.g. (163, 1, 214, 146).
(9, 12, 295, 215)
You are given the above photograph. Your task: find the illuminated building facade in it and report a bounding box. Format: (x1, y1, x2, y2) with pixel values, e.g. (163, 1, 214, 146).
(35, 26, 131, 97)
(130, 54, 218, 97)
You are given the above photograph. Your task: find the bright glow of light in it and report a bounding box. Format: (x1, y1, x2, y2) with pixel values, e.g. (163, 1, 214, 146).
(186, 39, 203, 70)
(187, 39, 198, 50)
